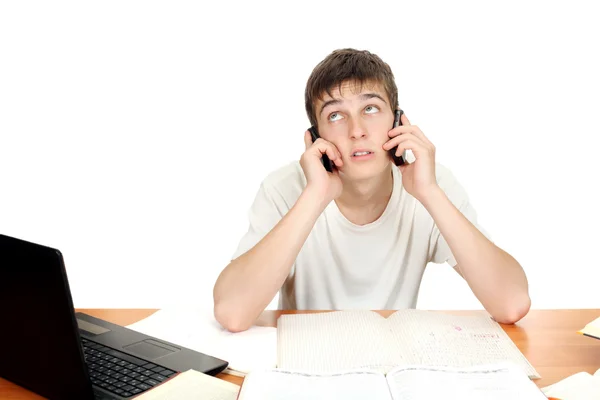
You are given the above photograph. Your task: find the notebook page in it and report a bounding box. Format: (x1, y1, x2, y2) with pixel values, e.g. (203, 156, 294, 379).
(135, 369, 240, 400)
(126, 308, 277, 375)
(277, 311, 397, 373)
(238, 369, 391, 400)
(386, 364, 546, 400)
(541, 368, 600, 400)
(386, 310, 540, 379)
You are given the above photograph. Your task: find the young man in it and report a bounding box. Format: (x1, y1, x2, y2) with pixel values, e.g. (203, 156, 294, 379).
(213, 48, 531, 332)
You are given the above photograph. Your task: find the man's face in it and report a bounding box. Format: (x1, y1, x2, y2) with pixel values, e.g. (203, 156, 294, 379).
(314, 80, 395, 180)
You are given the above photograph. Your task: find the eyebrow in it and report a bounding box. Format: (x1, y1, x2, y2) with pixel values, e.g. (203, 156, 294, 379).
(319, 92, 387, 116)
(360, 93, 387, 103)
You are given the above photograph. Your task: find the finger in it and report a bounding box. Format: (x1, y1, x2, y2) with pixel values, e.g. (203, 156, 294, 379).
(401, 112, 411, 126)
(408, 125, 434, 149)
(326, 144, 344, 167)
(325, 145, 344, 167)
(312, 139, 343, 166)
(333, 155, 343, 167)
(313, 139, 342, 160)
(383, 133, 427, 151)
(304, 130, 312, 150)
(395, 139, 427, 159)
(388, 126, 434, 151)
(388, 125, 418, 138)
(326, 142, 343, 165)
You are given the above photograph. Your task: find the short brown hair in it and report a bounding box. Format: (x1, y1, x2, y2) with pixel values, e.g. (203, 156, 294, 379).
(304, 48, 398, 128)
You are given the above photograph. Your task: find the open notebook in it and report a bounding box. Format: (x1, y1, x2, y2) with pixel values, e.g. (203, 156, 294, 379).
(277, 310, 540, 379)
(237, 364, 546, 400)
(541, 368, 600, 400)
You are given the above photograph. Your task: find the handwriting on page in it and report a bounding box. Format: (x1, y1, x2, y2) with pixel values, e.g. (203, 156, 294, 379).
(388, 310, 539, 378)
(277, 310, 540, 379)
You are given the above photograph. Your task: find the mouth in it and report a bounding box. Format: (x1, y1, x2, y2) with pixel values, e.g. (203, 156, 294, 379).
(351, 150, 374, 157)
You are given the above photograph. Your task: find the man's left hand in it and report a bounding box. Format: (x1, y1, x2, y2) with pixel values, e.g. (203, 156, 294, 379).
(383, 112, 439, 203)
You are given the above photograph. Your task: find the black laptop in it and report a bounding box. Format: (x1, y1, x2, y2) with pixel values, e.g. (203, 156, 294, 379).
(0, 234, 228, 399)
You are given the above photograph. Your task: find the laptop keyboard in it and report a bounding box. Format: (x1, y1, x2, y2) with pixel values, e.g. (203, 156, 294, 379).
(81, 338, 177, 398)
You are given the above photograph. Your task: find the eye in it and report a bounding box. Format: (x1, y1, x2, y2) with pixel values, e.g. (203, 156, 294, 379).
(328, 112, 343, 122)
(365, 105, 380, 114)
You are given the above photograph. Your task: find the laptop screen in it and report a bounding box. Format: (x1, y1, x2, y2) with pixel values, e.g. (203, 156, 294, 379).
(0, 234, 95, 399)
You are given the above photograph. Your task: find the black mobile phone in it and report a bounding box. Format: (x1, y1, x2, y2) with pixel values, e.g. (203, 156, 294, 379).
(308, 126, 335, 172)
(390, 109, 405, 166)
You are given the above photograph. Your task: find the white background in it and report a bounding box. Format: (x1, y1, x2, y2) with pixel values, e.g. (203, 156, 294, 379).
(1, 1, 599, 311)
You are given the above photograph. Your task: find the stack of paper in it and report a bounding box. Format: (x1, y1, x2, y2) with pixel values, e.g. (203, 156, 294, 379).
(126, 308, 277, 376)
(135, 369, 240, 400)
(578, 316, 600, 340)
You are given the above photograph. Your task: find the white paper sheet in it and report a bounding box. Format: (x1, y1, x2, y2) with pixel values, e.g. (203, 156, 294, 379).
(126, 308, 277, 375)
(238, 369, 391, 400)
(387, 364, 546, 400)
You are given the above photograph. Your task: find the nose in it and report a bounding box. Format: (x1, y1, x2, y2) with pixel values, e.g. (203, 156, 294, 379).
(348, 118, 367, 140)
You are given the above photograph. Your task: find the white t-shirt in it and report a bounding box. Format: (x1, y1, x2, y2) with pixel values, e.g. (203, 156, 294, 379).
(231, 161, 490, 310)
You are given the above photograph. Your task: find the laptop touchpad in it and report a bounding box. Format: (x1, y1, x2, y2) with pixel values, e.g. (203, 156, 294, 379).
(124, 339, 179, 359)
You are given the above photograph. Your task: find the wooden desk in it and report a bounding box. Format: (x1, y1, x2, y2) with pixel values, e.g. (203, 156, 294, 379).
(1, 309, 599, 399)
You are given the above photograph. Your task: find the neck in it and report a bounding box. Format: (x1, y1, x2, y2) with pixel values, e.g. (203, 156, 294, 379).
(335, 163, 394, 225)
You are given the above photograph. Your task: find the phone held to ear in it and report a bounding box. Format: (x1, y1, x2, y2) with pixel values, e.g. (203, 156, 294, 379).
(390, 109, 406, 166)
(308, 126, 335, 172)
(308, 108, 406, 173)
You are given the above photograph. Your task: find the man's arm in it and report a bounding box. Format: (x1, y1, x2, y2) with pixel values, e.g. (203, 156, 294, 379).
(213, 188, 326, 332)
(384, 112, 530, 324)
(213, 131, 344, 332)
(421, 187, 530, 324)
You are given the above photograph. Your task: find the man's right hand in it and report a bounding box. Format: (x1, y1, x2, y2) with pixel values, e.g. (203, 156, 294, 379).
(301, 130, 344, 204)
(213, 131, 344, 332)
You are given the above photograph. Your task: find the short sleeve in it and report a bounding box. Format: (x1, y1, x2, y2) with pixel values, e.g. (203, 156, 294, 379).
(231, 181, 288, 260)
(429, 165, 493, 267)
